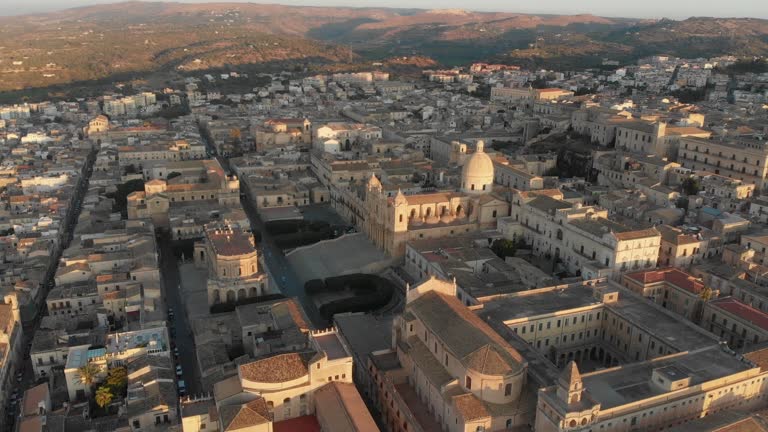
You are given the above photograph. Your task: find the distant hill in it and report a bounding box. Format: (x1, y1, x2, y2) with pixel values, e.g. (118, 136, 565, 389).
(0, 2, 766, 93)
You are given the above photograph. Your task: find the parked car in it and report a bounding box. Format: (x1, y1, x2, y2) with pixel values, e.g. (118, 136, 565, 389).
(175, 365, 183, 376)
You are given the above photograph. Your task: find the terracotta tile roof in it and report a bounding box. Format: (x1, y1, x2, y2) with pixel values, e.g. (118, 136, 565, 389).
(613, 228, 659, 241)
(313, 382, 379, 432)
(711, 297, 768, 331)
(220, 398, 272, 431)
(55, 262, 91, 276)
(744, 347, 768, 371)
(239, 352, 313, 383)
(464, 344, 517, 375)
(285, 299, 310, 332)
(625, 268, 705, 294)
(207, 226, 256, 257)
(274, 415, 321, 432)
(408, 291, 525, 375)
(22, 383, 48, 417)
(452, 393, 490, 421)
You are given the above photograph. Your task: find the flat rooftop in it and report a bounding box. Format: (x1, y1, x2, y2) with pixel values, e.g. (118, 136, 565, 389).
(314, 332, 349, 361)
(334, 313, 392, 360)
(581, 347, 753, 410)
(606, 293, 719, 352)
(480, 284, 601, 323)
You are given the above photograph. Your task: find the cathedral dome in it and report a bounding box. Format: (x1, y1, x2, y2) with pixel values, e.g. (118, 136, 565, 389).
(461, 140, 494, 194)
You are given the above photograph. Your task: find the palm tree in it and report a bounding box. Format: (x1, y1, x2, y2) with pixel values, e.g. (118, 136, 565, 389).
(77, 363, 100, 387)
(95, 386, 113, 409)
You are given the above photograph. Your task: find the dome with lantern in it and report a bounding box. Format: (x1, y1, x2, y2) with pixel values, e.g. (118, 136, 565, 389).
(461, 140, 494, 194)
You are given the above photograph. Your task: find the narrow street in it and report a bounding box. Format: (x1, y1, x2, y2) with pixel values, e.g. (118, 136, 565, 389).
(157, 233, 202, 395)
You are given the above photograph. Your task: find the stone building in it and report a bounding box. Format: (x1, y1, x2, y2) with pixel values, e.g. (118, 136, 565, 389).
(369, 277, 532, 432)
(679, 134, 768, 189)
(127, 159, 240, 227)
(502, 189, 661, 280)
(193, 223, 272, 307)
(333, 141, 509, 257)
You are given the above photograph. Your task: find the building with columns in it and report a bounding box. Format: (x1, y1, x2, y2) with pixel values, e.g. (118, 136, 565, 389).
(333, 141, 509, 257)
(193, 223, 272, 307)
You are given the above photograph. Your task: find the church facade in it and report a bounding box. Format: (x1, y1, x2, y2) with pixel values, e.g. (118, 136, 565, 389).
(333, 141, 509, 257)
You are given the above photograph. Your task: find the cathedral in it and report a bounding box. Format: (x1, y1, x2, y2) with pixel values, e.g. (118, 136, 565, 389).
(336, 140, 509, 257)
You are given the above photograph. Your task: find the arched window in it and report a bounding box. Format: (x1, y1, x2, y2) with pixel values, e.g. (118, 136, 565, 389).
(222, 268, 226, 277)
(504, 383, 512, 396)
(569, 419, 577, 427)
(465, 376, 472, 389)
(238, 267, 242, 276)
(399, 214, 403, 223)
(252, 265, 256, 273)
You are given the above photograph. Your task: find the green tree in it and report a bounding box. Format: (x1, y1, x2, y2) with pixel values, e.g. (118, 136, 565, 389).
(166, 171, 182, 180)
(77, 363, 100, 387)
(109, 179, 145, 216)
(682, 177, 701, 195)
(95, 386, 113, 409)
(491, 239, 517, 259)
(106, 366, 127, 389)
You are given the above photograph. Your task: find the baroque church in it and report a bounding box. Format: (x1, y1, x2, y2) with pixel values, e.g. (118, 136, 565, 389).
(339, 140, 509, 257)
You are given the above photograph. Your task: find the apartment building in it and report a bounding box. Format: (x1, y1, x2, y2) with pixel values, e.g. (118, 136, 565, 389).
(127, 159, 240, 227)
(679, 135, 768, 189)
(493, 157, 545, 190)
(126, 354, 179, 431)
(503, 189, 660, 280)
(657, 224, 709, 269)
(621, 268, 715, 322)
(118, 139, 206, 166)
(703, 297, 768, 351)
(491, 86, 573, 104)
(0, 296, 22, 431)
(252, 118, 312, 151)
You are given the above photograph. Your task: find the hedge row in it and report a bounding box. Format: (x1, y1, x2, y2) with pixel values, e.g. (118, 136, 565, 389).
(305, 273, 396, 321)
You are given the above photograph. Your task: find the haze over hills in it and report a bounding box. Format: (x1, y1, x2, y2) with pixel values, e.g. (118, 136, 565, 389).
(0, 1, 767, 93)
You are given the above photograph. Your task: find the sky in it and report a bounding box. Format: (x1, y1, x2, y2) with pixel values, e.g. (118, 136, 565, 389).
(2, 0, 767, 19)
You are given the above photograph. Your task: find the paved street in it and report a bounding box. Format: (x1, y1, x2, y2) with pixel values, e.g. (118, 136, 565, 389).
(158, 232, 202, 396)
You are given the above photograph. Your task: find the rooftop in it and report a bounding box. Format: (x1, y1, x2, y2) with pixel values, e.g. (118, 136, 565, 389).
(606, 290, 719, 352)
(408, 290, 525, 375)
(239, 351, 313, 383)
(481, 284, 601, 323)
(207, 225, 256, 257)
(710, 297, 768, 331)
(624, 268, 705, 295)
(579, 347, 753, 410)
(313, 332, 349, 361)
